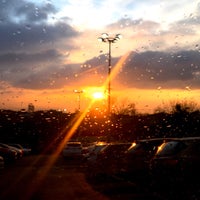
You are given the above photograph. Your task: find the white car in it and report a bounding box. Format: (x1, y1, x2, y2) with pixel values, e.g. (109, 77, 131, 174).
(62, 141, 83, 159)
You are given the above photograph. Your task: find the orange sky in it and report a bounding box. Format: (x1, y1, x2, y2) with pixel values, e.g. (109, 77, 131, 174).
(1, 84, 199, 113)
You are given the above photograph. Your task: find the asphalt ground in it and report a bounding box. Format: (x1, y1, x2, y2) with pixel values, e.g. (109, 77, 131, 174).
(0, 155, 109, 200)
(0, 155, 199, 200)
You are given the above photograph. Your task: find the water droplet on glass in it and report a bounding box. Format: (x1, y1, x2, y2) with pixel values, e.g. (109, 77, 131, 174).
(17, 29, 21, 34)
(157, 86, 162, 90)
(185, 86, 191, 91)
(43, 27, 47, 33)
(25, 25, 32, 30)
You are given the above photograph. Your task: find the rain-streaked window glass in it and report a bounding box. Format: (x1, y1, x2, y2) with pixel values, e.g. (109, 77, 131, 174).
(1, 1, 200, 200)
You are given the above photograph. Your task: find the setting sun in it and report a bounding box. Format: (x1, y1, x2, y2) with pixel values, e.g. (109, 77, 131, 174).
(83, 87, 106, 101)
(92, 91, 105, 100)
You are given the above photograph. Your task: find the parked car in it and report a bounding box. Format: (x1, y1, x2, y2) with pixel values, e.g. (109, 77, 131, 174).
(62, 141, 83, 159)
(0, 146, 17, 164)
(94, 142, 132, 175)
(0, 156, 4, 169)
(123, 138, 164, 176)
(178, 140, 200, 178)
(0, 143, 23, 159)
(9, 143, 32, 155)
(149, 140, 188, 176)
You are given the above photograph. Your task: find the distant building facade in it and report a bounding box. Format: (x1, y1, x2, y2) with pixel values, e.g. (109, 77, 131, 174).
(28, 103, 35, 112)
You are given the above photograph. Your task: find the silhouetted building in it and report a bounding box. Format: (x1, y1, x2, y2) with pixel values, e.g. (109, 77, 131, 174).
(28, 103, 35, 112)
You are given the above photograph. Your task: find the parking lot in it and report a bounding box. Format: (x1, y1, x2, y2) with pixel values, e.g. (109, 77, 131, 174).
(0, 154, 162, 200)
(0, 155, 109, 200)
(1, 147, 200, 200)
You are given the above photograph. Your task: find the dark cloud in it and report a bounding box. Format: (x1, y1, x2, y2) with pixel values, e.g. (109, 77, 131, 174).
(0, 21, 78, 52)
(13, 63, 77, 90)
(81, 50, 200, 89)
(15, 1, 57, 22)
(0, 0, 81, 90)
(0, 0, 79, 52)
(2, 49, 199, 90)
(119, 50, 200, 89)
(0, 49, 81, 89)
(0, 49, 62, 67)
(0, 1, 200, 92)
(0, 0, 56, 23)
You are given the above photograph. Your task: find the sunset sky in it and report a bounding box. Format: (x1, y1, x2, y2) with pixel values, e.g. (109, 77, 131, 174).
(0, 0, 200, 113)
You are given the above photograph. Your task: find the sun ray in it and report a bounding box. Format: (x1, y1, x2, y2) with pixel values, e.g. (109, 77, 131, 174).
(2, 51, 133, 199)
(109, 51, 131, 84)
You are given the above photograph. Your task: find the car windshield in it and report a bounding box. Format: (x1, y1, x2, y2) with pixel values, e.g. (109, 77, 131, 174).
(1, 1, 200, 200)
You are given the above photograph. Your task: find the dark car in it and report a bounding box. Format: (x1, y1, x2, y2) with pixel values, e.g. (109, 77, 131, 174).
(149, 140, 188, 177)
(0, 146, 17, 164)
(178, 140, 200, 178)
(0, 143, 23, 159)
(94, 142, 132, 175)
(9, 143, 32, 156)
(124, 138, 164, 176)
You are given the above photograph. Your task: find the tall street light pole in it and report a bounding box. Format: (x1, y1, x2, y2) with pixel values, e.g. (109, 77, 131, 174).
(74, 89, 83, 111)
(98, 33, 122, 114)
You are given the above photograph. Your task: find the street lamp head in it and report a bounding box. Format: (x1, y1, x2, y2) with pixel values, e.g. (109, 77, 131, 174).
(98, 33, 122, 43)
(101, 33, 109, 39)
(115, 34, 122, 40)
(74, 89, 84, 94)
(98, 37, 104, 42)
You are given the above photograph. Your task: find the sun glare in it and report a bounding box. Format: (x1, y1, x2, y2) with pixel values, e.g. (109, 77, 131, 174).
(84, 87, 106, 101)
(92, 91, 104, 100)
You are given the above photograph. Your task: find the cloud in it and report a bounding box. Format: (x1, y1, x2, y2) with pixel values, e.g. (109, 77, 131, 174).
(2, 49, 199, 91)
(118, 50, 200, 89)
(0, 0, 80, 53)
(0, 49, 81, 89)
(0, 21, 79, 52)
(0, 0, 81, 90)
(0, 0, 56, 23)
(108, 17, 160, 30)
(79, 50, 200, 89)
(0, 0, 200, 92)
(15, 1, 57, 23)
